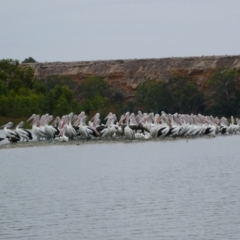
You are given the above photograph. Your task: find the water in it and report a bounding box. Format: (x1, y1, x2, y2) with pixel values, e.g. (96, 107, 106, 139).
(1, 136, 240, 239)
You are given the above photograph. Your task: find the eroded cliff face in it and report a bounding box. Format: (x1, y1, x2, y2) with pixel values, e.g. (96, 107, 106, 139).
(25, 55, 240, 100)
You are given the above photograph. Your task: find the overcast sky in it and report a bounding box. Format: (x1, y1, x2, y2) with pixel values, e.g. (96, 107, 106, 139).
(1, 0, 239, 62)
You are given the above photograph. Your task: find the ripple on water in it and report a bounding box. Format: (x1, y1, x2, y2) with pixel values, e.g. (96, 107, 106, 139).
(0, 135, 240, 239)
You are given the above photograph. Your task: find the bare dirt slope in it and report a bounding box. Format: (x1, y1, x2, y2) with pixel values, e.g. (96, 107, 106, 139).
(25, 55, 240, 99)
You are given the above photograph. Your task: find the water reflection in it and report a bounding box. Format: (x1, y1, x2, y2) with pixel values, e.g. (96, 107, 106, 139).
(1, 136, 240, 239)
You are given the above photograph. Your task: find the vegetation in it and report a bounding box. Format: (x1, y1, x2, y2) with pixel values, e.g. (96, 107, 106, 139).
(0, 59, 78, 118)
(135, 76, 204, 114)
(1, 58, 240, 122)
(22, 57, 37, 63)
(206, 67, 240, 116)
(79, 76, 123, 117)
(0, 59, 124, 120)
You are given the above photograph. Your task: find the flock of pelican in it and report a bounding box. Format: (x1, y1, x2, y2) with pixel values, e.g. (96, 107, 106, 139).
(0, 111, 240, 143)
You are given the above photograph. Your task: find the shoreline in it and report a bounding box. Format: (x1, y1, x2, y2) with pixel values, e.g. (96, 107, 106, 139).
(0, 134, 236, 150)
(0, 137, 160, 149)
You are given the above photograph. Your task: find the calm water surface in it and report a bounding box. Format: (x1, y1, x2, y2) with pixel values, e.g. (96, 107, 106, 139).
(1, 136, 240, 239)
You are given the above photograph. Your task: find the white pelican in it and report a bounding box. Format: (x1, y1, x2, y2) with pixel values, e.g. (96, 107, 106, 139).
(65, 113, 78, 139)
(123, 112, 134, 140)
(101, 113, 116, 139)
(27, 114, 47, 140)
(43, 115, 58, 140)
(150, 114, 161, 139)
(219, 117, 228, 134)
(135, 131, 151, 139)
(58, 125, 69, 142)
(205, 125, 216, 137)
(157, 113, 170, 138)
(0, 122, 21, 141)
(77, 112, 91, 139)
(15, 121, 33, 142)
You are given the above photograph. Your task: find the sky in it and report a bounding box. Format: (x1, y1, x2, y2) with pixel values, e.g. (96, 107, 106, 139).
(1, 0, 240, 62)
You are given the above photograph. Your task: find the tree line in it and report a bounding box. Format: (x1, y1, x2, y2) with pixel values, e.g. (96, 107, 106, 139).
(0, 59, 124, 121)
(135, 67, 240, 117)
(1, 58, 240, 121)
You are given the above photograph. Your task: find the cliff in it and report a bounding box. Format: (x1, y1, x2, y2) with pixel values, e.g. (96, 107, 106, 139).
(25, 55, 240, 100)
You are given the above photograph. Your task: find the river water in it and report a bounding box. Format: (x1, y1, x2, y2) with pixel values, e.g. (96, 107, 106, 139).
(1, 135, 240, 239)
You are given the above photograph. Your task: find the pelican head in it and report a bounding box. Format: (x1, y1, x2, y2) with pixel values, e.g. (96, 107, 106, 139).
(27, 114, 36, 122)
(16, 121, 25, 128)
(0, 122, 14, 129)
(104, 112, 112, 120)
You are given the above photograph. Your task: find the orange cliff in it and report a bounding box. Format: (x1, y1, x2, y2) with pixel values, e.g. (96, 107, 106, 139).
(24, 55, 240, 101)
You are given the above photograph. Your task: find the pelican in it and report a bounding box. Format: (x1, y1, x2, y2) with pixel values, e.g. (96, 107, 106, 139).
(204, 125, 216, 137)
(0, 122, 21, 140)
(135, 131, 151, 139)
(52, 116, 61, 136)
(101, 113, 116, 139)
(58, 125, 69, 142)
(123, 112, 134, 140)
(15, 121, 33, 142)
(164, 114, 181, 138)
(229, 116, 239, 134)
(77, 112, 91, 139)
(219, 117, 228, 134)
(27, 114, 47, 140)
(157, 113, 170, 138)
(150, 114, 161, 138)
(63, 113, 77, 139)
(43, 115, 58, 140)
(115, 121, 124, 137)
